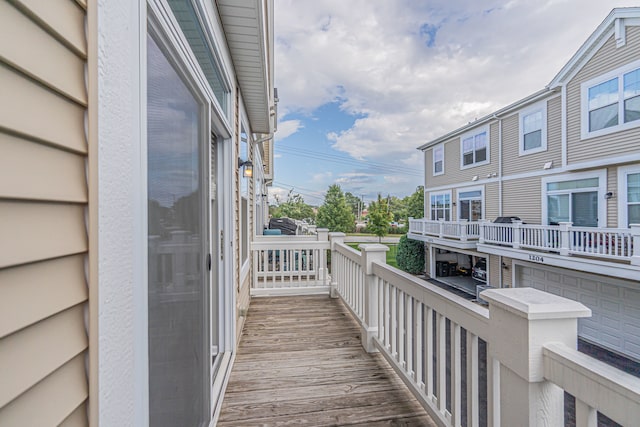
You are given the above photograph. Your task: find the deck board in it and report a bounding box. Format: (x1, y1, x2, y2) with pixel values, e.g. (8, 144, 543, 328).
(218, 296, 436, 426)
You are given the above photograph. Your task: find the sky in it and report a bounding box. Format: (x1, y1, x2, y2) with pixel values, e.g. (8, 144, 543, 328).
(271, 0, 638, 206)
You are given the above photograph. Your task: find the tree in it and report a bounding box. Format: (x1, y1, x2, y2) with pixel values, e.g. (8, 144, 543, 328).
(316, 184, 355, 232)
(396, 235, 425, 274)
(271, 190, 315, 221)
(404, 185, 425, 222)
(344, 192, 363, 218)
(367, 194, 393, 242)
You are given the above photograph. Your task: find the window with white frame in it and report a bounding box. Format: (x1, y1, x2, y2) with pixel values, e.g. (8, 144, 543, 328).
(240, 125, 249, 265)
(430, 192, 451, 221)
(581, 60, 640, 138)
(433, 144, 444, 176)
(618, 166, 640, 227)
(542, 171, 605, 227)
(519, 102, 546, 155)
(458, 187, 483, 221)
(461, 128, 488, 168)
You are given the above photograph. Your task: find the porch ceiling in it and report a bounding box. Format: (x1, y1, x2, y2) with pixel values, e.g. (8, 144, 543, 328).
(217, 0, 272, 134)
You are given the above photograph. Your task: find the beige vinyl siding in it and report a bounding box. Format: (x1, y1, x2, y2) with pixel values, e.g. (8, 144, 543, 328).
(566, 27, 640, 163)
(502, 97, 563, 176)
(488, 254, 500, 287)
(502, 176, 542, 224)
(0, 1, 88, 424)
(426, 121, 499, 188)
(484, 182, 499, 220)
(502, 257, 513, 288)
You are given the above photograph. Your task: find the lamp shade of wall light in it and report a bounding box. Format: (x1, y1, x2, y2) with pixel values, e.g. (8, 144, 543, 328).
(238, 158, 253, 178)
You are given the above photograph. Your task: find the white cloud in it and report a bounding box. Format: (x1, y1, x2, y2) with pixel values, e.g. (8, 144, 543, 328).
(275, 0, 638, 196)
(275, 119, 304, 141)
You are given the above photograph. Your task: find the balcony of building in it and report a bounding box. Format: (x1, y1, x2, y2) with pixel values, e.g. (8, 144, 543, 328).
(218, 232, 640, 426)
(409, 218, 640, 280)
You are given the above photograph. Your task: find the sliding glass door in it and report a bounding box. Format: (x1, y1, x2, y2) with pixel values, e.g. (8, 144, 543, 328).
(147, 32, 209, 426)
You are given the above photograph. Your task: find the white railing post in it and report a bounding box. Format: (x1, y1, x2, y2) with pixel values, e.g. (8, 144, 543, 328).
(460, 219, 468, 242)
(438, 219, 444, 238)
(481, 288, 591, 427)
(512, 220, 522, 249)
(408, 217, 414, 234)
(317, 228, 329, 285)
(328, 232, 345, 298)
(479, 219, 487, 244)
(359, 244, 388, 353)
(559, 222, 572, 256)
(631, 224, 640, 266)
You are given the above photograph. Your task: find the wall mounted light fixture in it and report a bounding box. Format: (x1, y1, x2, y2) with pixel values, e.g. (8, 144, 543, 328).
(604, 192, 614, 200)
(238, 158, 253, 178)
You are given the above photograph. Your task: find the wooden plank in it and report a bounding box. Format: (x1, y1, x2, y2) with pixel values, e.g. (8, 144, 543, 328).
(0, 1, 86, 104)
(219, 296, 435, 426)
(0, 201, 87, 269)
(0, 132, 87, 203)
(0, 255, 87, 338)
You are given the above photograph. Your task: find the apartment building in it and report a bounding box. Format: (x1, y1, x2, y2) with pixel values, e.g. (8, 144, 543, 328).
(0, 0, 275, 425)
(409, 7, 640, 363)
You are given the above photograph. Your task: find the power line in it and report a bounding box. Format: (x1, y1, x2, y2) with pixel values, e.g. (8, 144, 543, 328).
(275, 145, 423, 177)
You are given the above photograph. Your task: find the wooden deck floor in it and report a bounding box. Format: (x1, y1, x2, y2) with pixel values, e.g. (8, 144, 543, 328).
(218, 296, 436, 426)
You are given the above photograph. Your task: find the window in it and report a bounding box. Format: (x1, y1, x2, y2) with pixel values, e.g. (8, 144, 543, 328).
(581, 60, 640, 138)
(458, 187, 483, 221)
(618, 166, 640, 227)
(240, 125, 249, 265)
(542, 172, 606, 227)
(460, 128, 488, 168)
(430, 192, 451, 221)
(519, 102, 547, 155)
(433, 144, 444, 176)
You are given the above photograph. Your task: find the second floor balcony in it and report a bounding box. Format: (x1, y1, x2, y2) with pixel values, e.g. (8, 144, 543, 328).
(219, 232, 640, 426)
(409, 218, 640, 277)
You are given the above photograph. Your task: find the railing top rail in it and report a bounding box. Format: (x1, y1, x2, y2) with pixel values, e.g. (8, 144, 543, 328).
(371, 261, 490, 340)
(254, 235, 320, 242)
(543, 342, 640, 426)
(569, 226, 633, 234)
(335, 241, 362, 264)
(251, 240, 330, 250)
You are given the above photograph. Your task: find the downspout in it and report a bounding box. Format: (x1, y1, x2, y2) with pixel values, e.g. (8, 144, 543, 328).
(493, 113, 504, 288)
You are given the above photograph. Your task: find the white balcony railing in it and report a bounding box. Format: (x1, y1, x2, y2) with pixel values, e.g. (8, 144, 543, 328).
(250, 231, 640, 426)
(480, 220, 640, 264)
(408, 218, 481, 241)
(410, 217, 640, 264)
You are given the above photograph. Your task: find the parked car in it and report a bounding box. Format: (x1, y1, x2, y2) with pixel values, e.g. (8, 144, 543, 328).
(472, 258, 487, 282)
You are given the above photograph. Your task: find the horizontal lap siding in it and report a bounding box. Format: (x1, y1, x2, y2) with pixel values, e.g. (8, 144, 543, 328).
(485, 181, 499, 220)
(426, 121, 499, 189)
(0, 1, 88, 425)
(502, 97, 562, 176)
(567, 27, 640, 164)
(607, 167, 617, 228)
(502, 177, 542, 224)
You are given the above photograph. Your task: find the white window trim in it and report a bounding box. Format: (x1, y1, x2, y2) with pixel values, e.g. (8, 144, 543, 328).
(541, 169, 607, 227)
(580, 58, 640, 140)
(459, 126, 490, 170)
(432, 144, 444, 176)
(618, 164, 640, 227)
(455, 184, 485, 221)
(518, 101, 547, 156)
(428, 190, 452, 221)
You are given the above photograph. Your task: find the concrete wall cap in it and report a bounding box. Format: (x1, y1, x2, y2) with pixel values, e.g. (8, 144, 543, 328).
(359, 244, 389, 252)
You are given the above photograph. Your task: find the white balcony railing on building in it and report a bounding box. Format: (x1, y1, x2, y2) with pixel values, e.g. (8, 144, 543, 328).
(409, 217, 640, 264)
(479, 220, 639, 264)
(408, 218, 481, 241)
(249, 231, 640, 426)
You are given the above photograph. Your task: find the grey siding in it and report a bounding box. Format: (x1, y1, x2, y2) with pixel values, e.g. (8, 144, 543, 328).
(502, 96, 563, 176)
(502, 177, 542, 224)
(485, 182, 499, 221)
(0, 0, 88, 424)
(607, 166, 618, 228)
(567, 27, 640, 164)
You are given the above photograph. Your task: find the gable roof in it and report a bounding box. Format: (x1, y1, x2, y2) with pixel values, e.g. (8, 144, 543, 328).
(549, 7, 640, 88)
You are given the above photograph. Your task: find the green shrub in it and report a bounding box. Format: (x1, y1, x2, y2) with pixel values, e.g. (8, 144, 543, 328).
(396, 235, 425, 274)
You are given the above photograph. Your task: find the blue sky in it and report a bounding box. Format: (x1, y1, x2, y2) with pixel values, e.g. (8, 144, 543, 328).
(271, 0, 638, 206)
